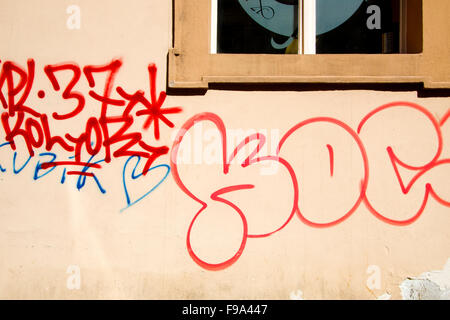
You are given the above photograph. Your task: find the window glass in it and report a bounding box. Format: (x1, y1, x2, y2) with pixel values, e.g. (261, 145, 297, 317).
(216, 0, 407, 54)
(217, 0, 299, 54)
(316, 0, 400, 53)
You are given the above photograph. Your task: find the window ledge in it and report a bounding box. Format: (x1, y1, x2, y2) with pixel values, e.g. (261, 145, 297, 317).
(169, 0, 450, 90)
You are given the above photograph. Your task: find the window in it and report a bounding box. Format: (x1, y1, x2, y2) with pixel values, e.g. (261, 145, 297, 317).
(169, 0, 450, 89)
(214, 0, 419, 54)
(215, 0, 300, 54)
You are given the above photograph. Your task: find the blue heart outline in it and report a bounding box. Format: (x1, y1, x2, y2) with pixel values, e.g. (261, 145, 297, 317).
(121, 155, 171, 212)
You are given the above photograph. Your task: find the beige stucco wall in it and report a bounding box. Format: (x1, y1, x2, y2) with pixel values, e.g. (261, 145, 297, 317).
(0, 0, 449, 299)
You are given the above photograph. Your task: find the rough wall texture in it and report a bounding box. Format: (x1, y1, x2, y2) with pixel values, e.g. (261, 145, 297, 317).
(400, 259, 450, 300)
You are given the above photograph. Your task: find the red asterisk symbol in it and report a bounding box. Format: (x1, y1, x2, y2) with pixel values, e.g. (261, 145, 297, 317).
(135, 64, 182, 140)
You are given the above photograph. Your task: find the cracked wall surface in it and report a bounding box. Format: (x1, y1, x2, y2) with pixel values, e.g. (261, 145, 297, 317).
(400, 259, 450, 300)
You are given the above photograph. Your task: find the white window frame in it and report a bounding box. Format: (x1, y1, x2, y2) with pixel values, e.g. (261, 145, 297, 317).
(303, 0, 316, 54)
(210, 0, 218, 54)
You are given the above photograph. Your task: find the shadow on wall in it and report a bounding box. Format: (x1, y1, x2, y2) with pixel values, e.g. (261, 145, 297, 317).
(164, 49, 450, 97)
(166, 81, 450, 98)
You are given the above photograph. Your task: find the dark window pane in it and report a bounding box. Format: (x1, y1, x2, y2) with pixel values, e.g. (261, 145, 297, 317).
(217, 0, 299, 54)
(316, 0, 400, 53)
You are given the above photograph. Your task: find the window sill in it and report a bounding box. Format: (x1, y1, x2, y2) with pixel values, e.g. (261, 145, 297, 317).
(168, 0, 450, 90)
(169, 52, 448, 89)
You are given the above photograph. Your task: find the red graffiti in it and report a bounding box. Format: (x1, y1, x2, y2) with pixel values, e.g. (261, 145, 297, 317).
(278, 116, 369, 228)
(326, 144, 334, 177)
(171, 102, 450, 271)
(0, 59, 182, 178)
(357, 101, 449, 226)
(171, 113, 299, 271)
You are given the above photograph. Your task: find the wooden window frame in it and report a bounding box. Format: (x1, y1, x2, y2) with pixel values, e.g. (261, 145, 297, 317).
(168, 0, 450, 89)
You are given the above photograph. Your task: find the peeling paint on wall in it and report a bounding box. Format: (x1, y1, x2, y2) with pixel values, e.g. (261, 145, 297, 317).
(400, 259, 450, 300)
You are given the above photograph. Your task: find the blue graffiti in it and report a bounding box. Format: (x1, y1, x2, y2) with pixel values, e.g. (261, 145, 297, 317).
(121, 155, 171, 212)
(0, 143, 170, 211)
(34, 152, 57, 180)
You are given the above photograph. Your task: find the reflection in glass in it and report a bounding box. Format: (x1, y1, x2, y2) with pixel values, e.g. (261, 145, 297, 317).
(316, 0, 400, 53)
(217, 0, 299, 54)
(216, 0, 401, 54)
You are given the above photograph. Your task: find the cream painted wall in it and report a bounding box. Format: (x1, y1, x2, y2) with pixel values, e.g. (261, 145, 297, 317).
(0, 0, 449, 299)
